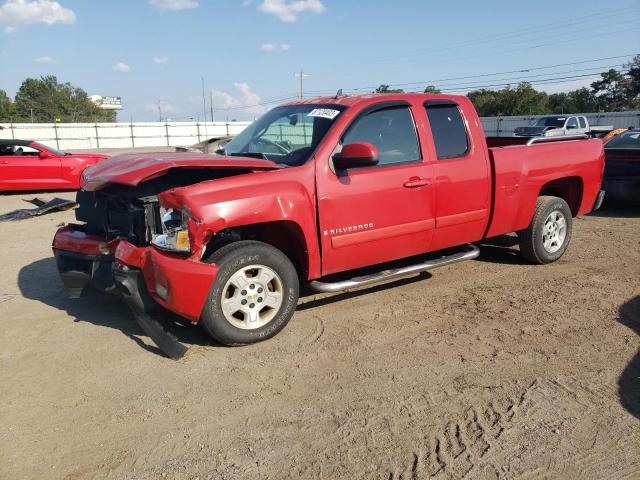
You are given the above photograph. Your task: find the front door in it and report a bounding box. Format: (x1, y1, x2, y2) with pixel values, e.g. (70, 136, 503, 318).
(316, 104, 435, 275)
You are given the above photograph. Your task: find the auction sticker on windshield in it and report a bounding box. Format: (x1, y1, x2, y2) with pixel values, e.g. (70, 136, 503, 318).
(308, 108, 341, 120)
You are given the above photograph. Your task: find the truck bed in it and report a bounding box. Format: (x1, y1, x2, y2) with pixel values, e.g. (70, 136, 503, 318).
(484, 136, 604, 239)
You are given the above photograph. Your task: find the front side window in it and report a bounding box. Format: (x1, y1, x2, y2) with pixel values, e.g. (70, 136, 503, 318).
(0, 144, 40, 156)
(223, 104, 345, 166)
(425, 104, 469, 159)
(567, 117, 579, 128)
(342, 106, 420, 166)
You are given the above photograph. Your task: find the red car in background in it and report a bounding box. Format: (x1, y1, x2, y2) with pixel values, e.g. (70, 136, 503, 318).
(0, 140, 109, 191)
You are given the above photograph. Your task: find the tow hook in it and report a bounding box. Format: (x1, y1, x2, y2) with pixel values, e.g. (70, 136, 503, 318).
(112, 261, 188, 359)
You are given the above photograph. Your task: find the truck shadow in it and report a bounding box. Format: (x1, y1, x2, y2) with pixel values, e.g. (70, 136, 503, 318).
(17, 257, 216, 356)
(618, 295, 640, 419)
(474, 234, 528, 265)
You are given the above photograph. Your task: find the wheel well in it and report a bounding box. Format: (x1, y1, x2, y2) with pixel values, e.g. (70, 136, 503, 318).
(539, 176, 583, 216)
(203, 221, 309, 278)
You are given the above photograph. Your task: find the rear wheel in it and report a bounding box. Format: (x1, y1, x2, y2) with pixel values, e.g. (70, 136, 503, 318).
(200, 241, 299, 345)
(518, 196, 573, 264)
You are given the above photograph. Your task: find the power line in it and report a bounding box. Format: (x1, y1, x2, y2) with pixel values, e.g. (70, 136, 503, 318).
(320, 6, 640, 75)
(305, 54, 638, 96)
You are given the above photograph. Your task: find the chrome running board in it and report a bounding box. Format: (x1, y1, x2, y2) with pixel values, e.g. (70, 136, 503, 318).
(309, 244, 480, 293)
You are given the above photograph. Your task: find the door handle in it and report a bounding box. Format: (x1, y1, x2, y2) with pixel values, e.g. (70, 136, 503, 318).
(0, 161, 8, 165)
(403, 177, 431, 188)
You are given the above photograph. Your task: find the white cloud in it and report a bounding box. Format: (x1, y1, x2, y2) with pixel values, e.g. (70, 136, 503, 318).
(149, 0, 198, 11)
(0, 0, 75, 32)
(257, 0, 324, 22)
(34, 55, 53, 63)
(260, 42, 292, 52)
(211, 82, 265, 116)
(153, 56, 169, 64)
(112, 62, 131, 73)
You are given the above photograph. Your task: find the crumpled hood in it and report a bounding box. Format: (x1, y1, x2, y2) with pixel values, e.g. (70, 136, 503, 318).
(514, 126, 556, 136)
(81, 152, 279, 191)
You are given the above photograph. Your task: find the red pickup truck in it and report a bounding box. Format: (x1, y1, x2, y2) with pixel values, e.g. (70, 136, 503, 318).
(52, 94, 605, 357)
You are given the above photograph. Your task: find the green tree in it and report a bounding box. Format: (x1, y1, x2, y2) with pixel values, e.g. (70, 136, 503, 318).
(467, 83, 548, 116)
(623, 54, 640, 108)
(423, 85, 441, 94)
(591, 69, 629, 111)
(0, 90, 13, 121)
(11, 76, 116, 122)
(375, 84, 405, 93)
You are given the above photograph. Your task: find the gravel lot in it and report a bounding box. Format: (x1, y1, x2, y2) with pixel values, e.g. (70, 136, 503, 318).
(0, 189, 638, 480)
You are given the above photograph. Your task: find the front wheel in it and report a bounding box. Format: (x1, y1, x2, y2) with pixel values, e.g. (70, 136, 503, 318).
(200, 241, 299, 345)
(518, 196, 573, 264)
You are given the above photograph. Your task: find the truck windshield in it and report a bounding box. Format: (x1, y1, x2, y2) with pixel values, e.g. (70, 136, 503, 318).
(532, 117, 566, 128)
(222, 104, 346, 166)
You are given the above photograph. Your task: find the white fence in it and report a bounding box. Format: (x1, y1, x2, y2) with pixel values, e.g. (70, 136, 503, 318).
(2, 110, 639, 149)
(480, 110, 640, 137)
(0, 121, 252, 150)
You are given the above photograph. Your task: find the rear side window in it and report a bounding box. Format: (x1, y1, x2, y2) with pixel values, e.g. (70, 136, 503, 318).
(579, 117, 587, 128)
(425, 105, 469, 159)
(342, 106, 420, 166)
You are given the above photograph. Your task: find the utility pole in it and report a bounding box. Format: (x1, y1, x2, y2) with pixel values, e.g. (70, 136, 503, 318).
(201, 78, 207, 122)
(295, 70, 309, 99)
(157, 100, 162, 122)
(209, 91, 214, 122)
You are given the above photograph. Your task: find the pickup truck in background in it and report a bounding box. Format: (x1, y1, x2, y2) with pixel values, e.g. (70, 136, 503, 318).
(513, 115, 613, 138)
(52, 94, 605, 357)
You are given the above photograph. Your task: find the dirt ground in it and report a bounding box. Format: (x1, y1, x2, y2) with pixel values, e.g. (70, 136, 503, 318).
(0, 190, 638, 480)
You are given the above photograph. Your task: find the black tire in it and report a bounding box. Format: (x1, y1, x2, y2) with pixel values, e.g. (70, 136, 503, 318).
(200, 240, 299, 345)
(518, 196, 573, 264)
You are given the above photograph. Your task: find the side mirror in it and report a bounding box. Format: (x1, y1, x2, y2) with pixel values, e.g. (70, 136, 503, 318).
(332, 142, 379, 170)
(567, 124, 577, 130)
(39, 151, 54, 159)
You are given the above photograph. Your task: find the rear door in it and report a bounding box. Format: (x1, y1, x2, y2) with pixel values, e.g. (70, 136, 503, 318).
(0, 143, 62, 190)
(315, 101, 435, 275)
(424, 100, 491, 250)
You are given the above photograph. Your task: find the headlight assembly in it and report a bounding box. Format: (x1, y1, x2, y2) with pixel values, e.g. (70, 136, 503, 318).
(151, 208, 191, 253)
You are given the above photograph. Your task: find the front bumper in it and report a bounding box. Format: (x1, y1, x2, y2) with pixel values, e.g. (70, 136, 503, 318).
(53, 226, 219, 323)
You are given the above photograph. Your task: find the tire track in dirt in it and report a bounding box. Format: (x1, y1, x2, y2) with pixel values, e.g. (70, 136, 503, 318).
(387, 383, 533, 479)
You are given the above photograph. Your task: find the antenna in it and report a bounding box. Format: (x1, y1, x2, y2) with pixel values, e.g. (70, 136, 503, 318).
(334, 89, 343, 99)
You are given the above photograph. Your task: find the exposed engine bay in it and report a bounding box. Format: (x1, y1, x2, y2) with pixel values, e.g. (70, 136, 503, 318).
(74, 168, 249, 246)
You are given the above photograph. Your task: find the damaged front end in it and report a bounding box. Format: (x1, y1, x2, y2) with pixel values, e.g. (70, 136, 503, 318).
(52, 162, 262, 358)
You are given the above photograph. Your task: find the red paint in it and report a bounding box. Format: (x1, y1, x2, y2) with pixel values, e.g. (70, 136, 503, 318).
(52, 225, 116, 255)
(81, 152, 279, 191)
(55, 93, 604, 324)
(331, 219, 435, 249)
(0, 142, 108, 191)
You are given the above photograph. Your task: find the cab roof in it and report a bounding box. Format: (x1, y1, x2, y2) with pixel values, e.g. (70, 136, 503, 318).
(281, 93, 466, 109)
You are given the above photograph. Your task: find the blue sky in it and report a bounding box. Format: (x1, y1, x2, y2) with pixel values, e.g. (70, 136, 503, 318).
(0, 0, 639, 121)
